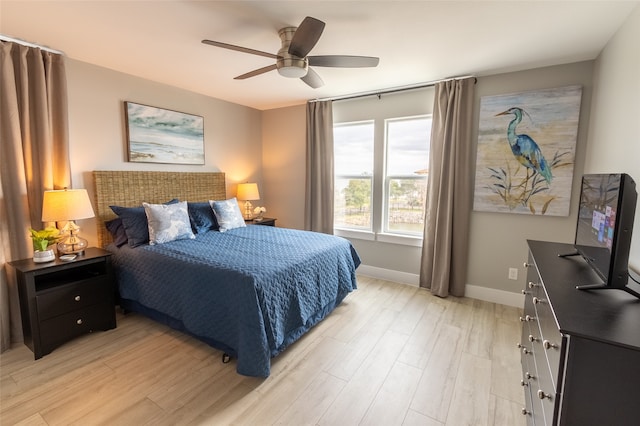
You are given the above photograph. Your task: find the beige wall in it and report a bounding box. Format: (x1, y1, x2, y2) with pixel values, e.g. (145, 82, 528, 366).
(585, 5, 640, 272)
(65, 59, 262, 248)
(467, 61, 594, 294)
(261, 105, 306, 230)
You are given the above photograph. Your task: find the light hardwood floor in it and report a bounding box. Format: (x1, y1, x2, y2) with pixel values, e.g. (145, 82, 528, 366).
(1, 276, 526, 426)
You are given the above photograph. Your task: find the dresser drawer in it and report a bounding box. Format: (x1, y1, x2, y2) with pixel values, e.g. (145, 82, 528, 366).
(39, 303, 115, 355)
(36, 277, 112, 321)
(532, 292, 563, 387)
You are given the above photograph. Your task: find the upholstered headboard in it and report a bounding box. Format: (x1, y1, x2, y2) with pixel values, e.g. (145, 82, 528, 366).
(93, 170, 226, 248)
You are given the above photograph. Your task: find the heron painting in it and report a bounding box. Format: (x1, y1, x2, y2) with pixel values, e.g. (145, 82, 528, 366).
(473, 85, 582, 216)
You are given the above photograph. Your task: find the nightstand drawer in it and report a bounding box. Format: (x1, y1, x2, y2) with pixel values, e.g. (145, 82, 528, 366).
(39, 303, 115, 354)
(36, 277, 112, 321)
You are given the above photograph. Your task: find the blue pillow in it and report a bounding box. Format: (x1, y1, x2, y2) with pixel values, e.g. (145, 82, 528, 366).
(105, 218, 128, 247)
(110, 199, 178, 247)
(188, 201, 219, 233)
(210, 198, 246, 232)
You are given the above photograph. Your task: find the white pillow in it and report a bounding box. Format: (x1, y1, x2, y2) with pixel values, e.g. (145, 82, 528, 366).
(210, 198, 246, 232)
(143, 201, 195, 245)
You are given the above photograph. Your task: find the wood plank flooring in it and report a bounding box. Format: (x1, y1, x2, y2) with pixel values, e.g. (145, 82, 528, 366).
(1, 276, 526, 426)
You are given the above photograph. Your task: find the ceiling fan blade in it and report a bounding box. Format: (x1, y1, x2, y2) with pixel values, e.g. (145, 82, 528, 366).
(202, 39, 278, 59)
(289, 16, 325, 58)
(308, 55, 380, 68)
(234, 64, 277, 80)
(301, 67, 324, 89)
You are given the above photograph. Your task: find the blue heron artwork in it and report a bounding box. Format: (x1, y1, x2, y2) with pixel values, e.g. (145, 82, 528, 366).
(473, 85, 582, 216)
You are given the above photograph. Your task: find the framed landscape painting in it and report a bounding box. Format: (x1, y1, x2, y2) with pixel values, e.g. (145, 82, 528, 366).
(473, 85, 582, 216)
(125, 102, 205, 165)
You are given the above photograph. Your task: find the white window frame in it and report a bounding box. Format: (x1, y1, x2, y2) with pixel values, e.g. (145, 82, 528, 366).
(333, 115, 431, 247)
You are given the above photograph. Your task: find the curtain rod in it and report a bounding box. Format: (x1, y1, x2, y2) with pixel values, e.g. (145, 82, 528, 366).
(310, 75, 476, 103)
(0, 34, 64, 55)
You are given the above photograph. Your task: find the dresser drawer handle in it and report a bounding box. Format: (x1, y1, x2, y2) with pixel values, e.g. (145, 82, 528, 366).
(76, 319, 83, 325)
(528, 334, 539, 343)
(523, 262, 531, 268)
(528, 281, 539, 289)
(521, 408, 530, 416)
(74, 295, 81, 302)
(525, 315, 536, 322)
(520, 380, 529, 387)
(533, 297, 545, 304)
(537, 390, 552, 400)
(543, 340, 558, 350)
(525, 372, 535, 380)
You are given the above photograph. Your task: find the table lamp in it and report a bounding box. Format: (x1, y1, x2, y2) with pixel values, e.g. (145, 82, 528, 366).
(236, 183, 260, 220)
(42, 188, 95, 255)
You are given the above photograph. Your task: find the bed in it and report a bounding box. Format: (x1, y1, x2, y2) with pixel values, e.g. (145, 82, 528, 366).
(92, 171, 360, 377)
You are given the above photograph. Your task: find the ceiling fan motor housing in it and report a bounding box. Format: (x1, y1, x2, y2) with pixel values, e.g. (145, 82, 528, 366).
(277, 27, 308, 78)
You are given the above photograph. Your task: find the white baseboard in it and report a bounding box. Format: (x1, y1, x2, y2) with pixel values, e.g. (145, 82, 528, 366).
(464, 284, 524, 308)
(357, 264, 524, 308)
(357, 264, 419, 286)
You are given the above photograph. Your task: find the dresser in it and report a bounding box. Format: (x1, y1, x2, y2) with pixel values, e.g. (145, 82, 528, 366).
(520, 240, 640, 425)
(8, 247, 116, 359)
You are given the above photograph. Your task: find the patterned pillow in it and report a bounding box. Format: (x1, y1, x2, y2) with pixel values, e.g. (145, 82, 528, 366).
(210, 198, 246, 232)
(188, 201, 219, 234)
(143, 201, 195, 245)
(110, 199, 178, 247)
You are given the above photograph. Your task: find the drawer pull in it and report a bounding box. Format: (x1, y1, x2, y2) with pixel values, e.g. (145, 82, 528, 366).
(521, 408, 530, 415)
(528, 334, 539, 343)
(74, 295, 81, 302)
(520, 380, 528, 387)
(522, 347, 531, 355)
(76, 319, 83, 325)
(533, 296, 545, 304)
(521, 290, 531, 295)
(528, 281, 539, 289)
(519, 316, 525, 322)
(523, 262, 531, 268)
(525, 372, 535, 380)
(543, 340, 558, 350)
(525, 315, 536, 322)
(537, 390, 552, 400)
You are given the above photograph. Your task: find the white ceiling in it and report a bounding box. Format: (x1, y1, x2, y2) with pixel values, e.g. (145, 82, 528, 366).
(1, 1, 637, 110)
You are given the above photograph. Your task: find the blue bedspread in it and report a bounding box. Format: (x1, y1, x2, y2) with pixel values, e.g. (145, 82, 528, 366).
(109, 225, 360, 377)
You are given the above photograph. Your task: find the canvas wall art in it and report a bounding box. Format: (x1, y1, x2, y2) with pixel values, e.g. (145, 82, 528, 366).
(473, 85, 582, 216)
(125, 102, 205, 165)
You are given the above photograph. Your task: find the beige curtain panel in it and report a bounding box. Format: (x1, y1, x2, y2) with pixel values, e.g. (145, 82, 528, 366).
(0, 41, 71, 352)
(304, 100, 335, 234)
(420, 77, 475, 297)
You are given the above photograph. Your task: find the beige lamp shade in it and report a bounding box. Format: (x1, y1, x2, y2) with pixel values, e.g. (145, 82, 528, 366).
(236, 183, 260, 201)
(42, 189, 95, 222)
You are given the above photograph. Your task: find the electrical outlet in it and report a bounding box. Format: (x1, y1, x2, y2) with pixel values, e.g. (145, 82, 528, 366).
(508, 268, 518, 280)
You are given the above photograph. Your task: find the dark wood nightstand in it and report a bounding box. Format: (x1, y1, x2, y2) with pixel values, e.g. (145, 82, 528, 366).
(245, 217, 276, 227)
(7, 247, 116, 359)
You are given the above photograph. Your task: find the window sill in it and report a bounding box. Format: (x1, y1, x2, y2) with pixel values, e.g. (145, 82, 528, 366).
(334, 228, 423, 247)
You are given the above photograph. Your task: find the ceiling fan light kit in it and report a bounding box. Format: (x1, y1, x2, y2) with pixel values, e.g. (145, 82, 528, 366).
(202, 16, 379, 88)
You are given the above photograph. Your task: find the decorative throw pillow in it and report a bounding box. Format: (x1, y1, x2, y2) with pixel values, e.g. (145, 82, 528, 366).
(110, 199, 178, 247)
(188, 201, 219, 234)
(105, 218, 128, 247)
(210, 198, 246, 232)
(143, 201, 195, 245)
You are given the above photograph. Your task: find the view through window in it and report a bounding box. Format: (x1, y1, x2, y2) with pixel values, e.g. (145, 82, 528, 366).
(334, 116, 431, 237)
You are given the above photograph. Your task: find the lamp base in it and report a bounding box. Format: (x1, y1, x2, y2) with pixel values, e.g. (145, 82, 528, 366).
(243, 200, 253, 220)
(57, 234, 88, 255)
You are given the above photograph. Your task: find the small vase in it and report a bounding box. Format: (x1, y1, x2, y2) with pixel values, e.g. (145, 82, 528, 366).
(33, 249, 55, 263)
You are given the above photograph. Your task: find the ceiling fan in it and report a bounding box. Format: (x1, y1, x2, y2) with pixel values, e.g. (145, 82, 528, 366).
(202, 16, 379, 88)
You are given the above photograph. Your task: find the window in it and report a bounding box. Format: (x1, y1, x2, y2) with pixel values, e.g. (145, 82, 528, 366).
(334, 115, 431, 240)
(384, 117, 430, 235)
(334, 121, 374, 231)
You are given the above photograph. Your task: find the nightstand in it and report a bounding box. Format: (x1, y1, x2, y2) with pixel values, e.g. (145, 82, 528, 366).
(245, 217, 276, 227)
(7, 247, 117, 359)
